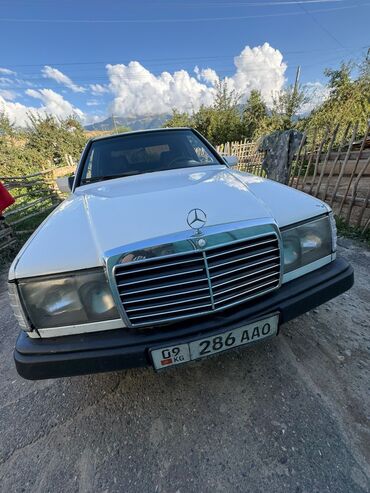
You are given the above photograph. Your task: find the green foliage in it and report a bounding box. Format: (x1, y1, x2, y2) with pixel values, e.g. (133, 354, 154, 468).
(164, 81, 244, 145)
(242, 90, 270, 139)
(26, 114, 87, 166)
(336, 216, 370, 248)
(270, 84, 308, 132)
(163, 109, 193, 128)
(164, 80, 309, 146)
(0, 113, 89, 177)
(302, 61, 370, 141)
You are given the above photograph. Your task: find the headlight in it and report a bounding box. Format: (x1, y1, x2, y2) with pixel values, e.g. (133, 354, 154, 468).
(282, 215, 334, 274)
(17, 269, 119, 329)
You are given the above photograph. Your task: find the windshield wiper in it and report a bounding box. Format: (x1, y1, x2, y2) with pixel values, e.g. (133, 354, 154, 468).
(81, 171, 140, 184)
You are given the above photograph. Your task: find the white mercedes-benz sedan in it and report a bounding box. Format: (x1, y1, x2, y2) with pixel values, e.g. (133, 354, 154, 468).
(9, 128, 353, 379)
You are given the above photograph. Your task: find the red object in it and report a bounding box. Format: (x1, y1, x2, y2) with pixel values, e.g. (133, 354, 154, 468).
(0, 182, 15, 215)
(160, 357, 173, 366)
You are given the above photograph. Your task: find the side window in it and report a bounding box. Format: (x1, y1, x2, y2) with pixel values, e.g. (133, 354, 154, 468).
(83, 148, 95, 179)
(186, 134, 215, 163)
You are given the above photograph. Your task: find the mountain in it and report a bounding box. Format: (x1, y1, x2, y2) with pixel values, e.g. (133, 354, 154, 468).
(84, 114, 171, 132)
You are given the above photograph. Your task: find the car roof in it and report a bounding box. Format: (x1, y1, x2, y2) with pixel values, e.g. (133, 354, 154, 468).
(90, 127, 194, 143)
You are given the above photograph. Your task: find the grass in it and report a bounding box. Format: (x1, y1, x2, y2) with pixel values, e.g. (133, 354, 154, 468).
(335, 216, 370, 248)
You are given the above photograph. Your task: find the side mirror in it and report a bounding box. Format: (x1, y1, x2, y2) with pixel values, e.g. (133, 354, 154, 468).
(57, 176, 74, 193)
(224, 155, 238, 167)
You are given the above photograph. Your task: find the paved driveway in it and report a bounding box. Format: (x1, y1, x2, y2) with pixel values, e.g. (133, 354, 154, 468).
(0, 239, 369, 493)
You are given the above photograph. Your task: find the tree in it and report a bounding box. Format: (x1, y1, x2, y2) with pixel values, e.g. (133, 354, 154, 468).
(270, 84, 308, 132)
(164, 82, 243, 146)
(242, 90, 269, 139)
(206, 81, 243, 145)
(163, 109, 193, 128)
(304, 59, 370, 139)
(26, 114, 87, 167)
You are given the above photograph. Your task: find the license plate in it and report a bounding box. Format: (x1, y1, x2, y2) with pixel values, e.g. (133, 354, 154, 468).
(150, 314, 279, 370)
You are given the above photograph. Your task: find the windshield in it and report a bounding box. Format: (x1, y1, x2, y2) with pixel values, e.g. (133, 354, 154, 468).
(79, 129, 224, 185)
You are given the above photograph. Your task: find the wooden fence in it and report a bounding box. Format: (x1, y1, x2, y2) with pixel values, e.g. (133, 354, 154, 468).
(289, 123, 370, 233)
(0, 164, 75, 257)
(218, 125, 370, 234)
(216, 140, 264, 174)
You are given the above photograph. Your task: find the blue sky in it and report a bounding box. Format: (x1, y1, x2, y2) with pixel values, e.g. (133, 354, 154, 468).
(0, 0, 369, 126)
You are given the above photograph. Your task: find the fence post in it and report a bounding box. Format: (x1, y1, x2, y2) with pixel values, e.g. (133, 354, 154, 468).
(289, 131, 307, 187)
(338, 123, 370, 217)
(308, 129, 329, 194)
(300, 129, 318, 190)
(322, 123, 352, 202)
(314, 124, 339, 197)
(329, 122, 358, 208)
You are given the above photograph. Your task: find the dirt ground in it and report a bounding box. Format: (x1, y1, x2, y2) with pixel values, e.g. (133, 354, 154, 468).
(0, 238, 369, 493)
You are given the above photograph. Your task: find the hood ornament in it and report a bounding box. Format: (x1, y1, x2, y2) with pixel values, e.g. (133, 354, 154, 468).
(187, 208, 207, 235)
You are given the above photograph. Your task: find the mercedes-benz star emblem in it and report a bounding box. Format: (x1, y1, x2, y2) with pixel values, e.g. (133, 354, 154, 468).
(187, 208, 207, 233)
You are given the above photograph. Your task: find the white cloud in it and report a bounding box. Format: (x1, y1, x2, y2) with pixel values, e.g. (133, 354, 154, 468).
(90, 83, 110, 95)
(223, 43, 287, 105)
(26, 88, 85, 119)
(0, 89, 85, 126)
(299, 81, 330, 114)
(0, 89, 17, 101)
(194, 66, 219, 86)
(0, 97, 37, 126)
(86, 99, 100, 106)
(107, 43, 286, 118)
(107, 61, 216, 118)
(0, 68, 16, 76)
(42, 66, 85, 93)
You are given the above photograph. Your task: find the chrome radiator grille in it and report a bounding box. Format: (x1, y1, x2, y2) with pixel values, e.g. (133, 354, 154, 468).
(114, 232, 281, 327)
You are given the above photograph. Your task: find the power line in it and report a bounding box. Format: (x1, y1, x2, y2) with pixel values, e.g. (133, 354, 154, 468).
(1, 47, 367, 92)
(2, 45, 367, 70)
(0, 3, 368, 23)
(299, 2, 347, 50)
(0, 0, 348, 4)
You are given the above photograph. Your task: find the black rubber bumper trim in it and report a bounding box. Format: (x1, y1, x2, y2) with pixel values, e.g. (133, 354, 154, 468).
(14, 257, 354, 380)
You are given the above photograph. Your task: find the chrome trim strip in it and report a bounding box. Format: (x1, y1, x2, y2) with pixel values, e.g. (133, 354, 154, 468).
(208, 247, 280, 270)
(130, 302, 213, 320)
(282, 255, 333, 283)
(116, 266, 205, 287)
(206, 237, 277, 259)
(105, 217, 276, 260)
(214, 279, 279, 305)
(202, 250, 216, 310)
(115, 256, 203, 275)
(212, 266, 281, 290)
(120, 277, 209, 296)
(210, 257, 280, 280)
(28, 318, 125, 339)
(202, 229, 278, 252)
(125, 293, 212, 313)
(213, 272, 280, 297)
(122, 285, 210, 304)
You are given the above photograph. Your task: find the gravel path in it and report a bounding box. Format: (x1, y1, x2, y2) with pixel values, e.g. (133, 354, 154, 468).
(0, 239, 369, 493)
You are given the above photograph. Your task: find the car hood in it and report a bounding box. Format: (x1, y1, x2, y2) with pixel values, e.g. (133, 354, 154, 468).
(10, 165, 329, 279)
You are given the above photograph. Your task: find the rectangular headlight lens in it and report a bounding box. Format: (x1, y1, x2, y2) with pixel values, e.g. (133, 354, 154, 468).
(282, 215, 333, 274)
(18, 269, 119, 329)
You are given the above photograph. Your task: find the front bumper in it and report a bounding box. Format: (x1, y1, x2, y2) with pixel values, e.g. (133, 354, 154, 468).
(14, 258, 354, 380)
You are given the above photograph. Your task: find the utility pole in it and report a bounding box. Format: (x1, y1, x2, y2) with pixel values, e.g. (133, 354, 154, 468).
(293, 65, 301, 94)
(288, 65, 301, 126)
(112, 114, 118, 133)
